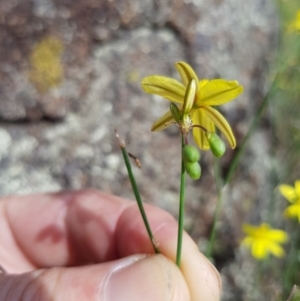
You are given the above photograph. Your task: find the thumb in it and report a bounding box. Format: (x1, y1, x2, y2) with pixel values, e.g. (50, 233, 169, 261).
(0, 254, 190, 301)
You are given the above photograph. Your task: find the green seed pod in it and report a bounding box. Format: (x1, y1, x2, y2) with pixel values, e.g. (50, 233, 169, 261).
(185, 161, 201, 180)
(170, 103, 181, 123)
(183, 145, 200, 163)
(206, 132, 226, 158)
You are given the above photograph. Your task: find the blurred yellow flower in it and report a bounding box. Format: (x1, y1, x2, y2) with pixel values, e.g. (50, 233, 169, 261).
(287, 10, 300, 33)
(241, 223, 288, 260)
(141, 61, 243, 150)
(279, 180, 300, 222)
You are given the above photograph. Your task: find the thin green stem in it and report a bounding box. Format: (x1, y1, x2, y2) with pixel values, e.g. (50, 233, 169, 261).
(224, 75, 278, 186)
(119, 144, 160, 254)
(206, 76, 278, 257)
(176, 135, 186, 267)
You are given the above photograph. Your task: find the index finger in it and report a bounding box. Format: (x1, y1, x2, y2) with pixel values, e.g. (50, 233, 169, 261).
(2, 190, 172, 268)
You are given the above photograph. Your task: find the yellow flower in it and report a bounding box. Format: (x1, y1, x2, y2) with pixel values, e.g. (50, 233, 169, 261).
(141, 61, 243, 150)
(287, 10, 300, 33)
(241, 223, 288, 260)
(279, 180, 300, 222)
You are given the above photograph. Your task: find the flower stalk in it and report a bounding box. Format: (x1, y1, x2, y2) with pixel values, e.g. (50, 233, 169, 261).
(141, 61, 243, 264)
(115, 130, 160, 254)
(176, 135, 186, 267)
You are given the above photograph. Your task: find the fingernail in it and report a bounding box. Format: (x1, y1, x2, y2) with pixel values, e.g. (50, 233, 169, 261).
(101, 254, 189, 301)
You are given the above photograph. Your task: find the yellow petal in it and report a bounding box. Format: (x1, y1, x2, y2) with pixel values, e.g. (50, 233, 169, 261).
(197, 79, 243, 106)
(259, 223, 271, 232)
(151, 110, 175, 132)
(200, 106, 236, 148)
(266, 242, 285, 258)
(192, 109, 215, 150)
(251, 240, 268, 259)
(279, 184, 297, 203)
(175, 61, 199, 91)
(142, 76, 185, 104)
(183, 79, 197, 116)
(284, 204, 300, 222)
(288, 14, 300, 32)
(266, 229, 289, 243)
(199, 79, 209, 88)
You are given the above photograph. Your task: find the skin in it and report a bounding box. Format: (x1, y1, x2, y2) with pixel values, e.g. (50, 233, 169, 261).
(0, 189, 221, 301)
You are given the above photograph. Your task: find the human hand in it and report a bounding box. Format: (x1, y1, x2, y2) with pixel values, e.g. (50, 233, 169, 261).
(0, 190, 221, 301)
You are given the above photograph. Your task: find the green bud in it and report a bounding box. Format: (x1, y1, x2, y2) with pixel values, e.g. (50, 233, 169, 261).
(170, 103, 181, 123)
(183, 145, 200, 163)
(185, 161, 201, 180)
(206, 132, 226, 158)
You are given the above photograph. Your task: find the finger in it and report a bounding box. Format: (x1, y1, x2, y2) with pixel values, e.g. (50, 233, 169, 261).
(116, 200, 222, 301)
(2, 190, 129, 270)
(3, 190, 221, 301)
(64, 190, 222, 301)
(0, 254, 190, 301)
